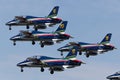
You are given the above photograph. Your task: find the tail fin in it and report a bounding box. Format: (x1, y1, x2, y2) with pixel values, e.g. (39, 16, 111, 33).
(100, 33, 112, 44)
(65, 46, 78, 60)
(47, 6, 59, 18)
(55, 21, 68, 34)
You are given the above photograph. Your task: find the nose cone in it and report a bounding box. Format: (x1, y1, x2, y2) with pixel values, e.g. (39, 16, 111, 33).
(10, 34, 20, 41)
(10, 36, 15, 41)
(58, 46, 66, 51)
(57, 47, 63, 51)
(106, 75, 117, 79)
(106, 75, 111, 79)
(6, 20, 17, 26)
(106, 74, 115, 79)
(17, 60, 29, 67)
(57, 45, 72, 52)
(6, 21, 11, 26)
(106, 74, 120, 79)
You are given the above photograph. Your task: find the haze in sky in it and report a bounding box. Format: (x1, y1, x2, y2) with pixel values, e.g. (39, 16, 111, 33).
(0, 0, 120, 80)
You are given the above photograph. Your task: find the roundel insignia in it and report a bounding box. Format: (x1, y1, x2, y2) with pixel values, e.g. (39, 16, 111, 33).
(60, 24, 64, 29)
(72, 49, 76, 54)
(106, 36, 109, 40)
(53, 9, 56, 14)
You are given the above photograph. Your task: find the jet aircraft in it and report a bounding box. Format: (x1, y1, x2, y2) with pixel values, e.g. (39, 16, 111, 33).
(107, 71, 120, 80)
(6, 6, 62, 30)
(58, 33, 116, 57)
(17, 46, 84, 74)
(10, 21, 72, 47)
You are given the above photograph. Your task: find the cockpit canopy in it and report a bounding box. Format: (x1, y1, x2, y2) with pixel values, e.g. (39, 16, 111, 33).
(115, 71, 120, 75)
(26, 55, 41, 61)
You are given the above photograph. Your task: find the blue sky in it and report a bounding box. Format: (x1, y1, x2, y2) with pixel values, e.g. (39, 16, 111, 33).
(0, 0, 120, 80)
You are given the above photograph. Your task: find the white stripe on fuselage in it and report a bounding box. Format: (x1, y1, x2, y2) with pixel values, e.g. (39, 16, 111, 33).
(28, 18, 51, 21)
(33, 34, 55, 37)
(81, 44, 103, 48)
(42, 59, 67, 63)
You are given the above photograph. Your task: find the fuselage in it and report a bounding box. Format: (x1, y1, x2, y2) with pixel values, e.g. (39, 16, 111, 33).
(58, 42, 115, 55)
(17, 55, 81, 69)
(10, 31, 71, 42)
(6, 16, 62, 26)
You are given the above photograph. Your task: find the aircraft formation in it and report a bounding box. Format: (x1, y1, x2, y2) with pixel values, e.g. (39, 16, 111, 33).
(6, 6, 116, 75)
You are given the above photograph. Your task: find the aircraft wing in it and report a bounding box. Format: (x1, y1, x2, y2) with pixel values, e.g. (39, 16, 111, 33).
(81, 47, 98, 53)
(49, 66, 65, 71)
(42, 39, 63, 45)
(35, 23, 47, 29)
(41, 41, 54, 45)
(52, 39, 64, 43)
(29, 57, 65, 71)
